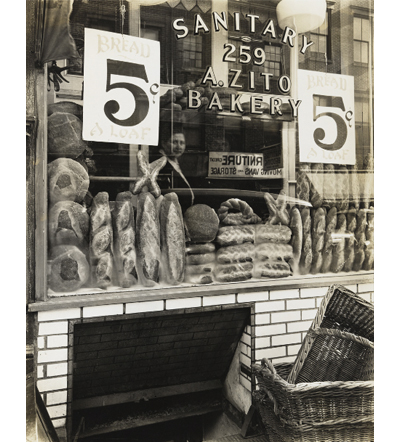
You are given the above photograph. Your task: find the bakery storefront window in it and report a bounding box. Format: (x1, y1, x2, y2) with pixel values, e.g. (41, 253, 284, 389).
(44, 0, 373, 298)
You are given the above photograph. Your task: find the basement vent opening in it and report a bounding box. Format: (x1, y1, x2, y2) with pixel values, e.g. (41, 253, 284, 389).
(71, 306, 263, 441)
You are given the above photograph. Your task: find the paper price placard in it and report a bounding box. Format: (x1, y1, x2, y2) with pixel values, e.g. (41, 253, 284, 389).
(298, 70, 356, 165)
(83, 28, 160, 145)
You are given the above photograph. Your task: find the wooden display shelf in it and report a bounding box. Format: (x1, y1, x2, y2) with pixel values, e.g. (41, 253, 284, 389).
(28, 271, 373, 312)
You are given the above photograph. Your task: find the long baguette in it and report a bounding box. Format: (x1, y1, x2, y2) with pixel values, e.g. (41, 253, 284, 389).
(288, 206, 302, 274)
(112, 192, 137, 288)
(344, 207, 357, 272)
(353, 209, 367, 271)
(299, 208, 312, 275)
(321, 207, 337, 273)
(363, 207, 374, 270)
(136, 192, 161, 286)
(310, 207, 326, 274)
(160, 193, 186, 285)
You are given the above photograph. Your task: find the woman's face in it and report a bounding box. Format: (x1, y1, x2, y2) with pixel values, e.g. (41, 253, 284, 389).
(163, 133, 186, 158)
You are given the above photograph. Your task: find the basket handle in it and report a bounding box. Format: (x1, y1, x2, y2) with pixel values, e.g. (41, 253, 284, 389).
(261, 357, 278, 376)
(310, 327, 374, 349)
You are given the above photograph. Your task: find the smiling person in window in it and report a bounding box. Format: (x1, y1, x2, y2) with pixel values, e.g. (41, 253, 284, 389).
(159, 122, 186, 160)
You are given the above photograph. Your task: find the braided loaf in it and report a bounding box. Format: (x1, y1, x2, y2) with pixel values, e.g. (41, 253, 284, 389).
(214, 262, 253, 282)
(216, 243, 255, 264)
(218, 198, 261, 225)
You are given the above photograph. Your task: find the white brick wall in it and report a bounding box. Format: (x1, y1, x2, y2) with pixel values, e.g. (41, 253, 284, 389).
(33, 278, 373, 433)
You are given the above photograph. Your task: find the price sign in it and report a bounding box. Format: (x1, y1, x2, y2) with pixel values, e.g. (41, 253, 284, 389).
(298, 70, 355, 165)
(82, 28, 160, 145)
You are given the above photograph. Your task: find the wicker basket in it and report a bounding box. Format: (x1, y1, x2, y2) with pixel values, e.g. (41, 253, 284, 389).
(253, 360, 374, 442)
(287, 284, 374, 384)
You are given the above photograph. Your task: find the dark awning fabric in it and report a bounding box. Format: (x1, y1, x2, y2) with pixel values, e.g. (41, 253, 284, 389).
(39, 0, 79, 64)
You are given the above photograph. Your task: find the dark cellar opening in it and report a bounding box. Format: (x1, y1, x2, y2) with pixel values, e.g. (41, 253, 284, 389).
(71, 306, 259, 441)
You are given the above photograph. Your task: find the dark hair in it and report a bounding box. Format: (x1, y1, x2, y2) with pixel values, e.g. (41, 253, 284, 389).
(159, 121, 185, 145)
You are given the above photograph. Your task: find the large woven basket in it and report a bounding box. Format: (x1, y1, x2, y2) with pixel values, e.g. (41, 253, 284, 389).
(287, 284, 374, 384)
(253, 360, 374, 442)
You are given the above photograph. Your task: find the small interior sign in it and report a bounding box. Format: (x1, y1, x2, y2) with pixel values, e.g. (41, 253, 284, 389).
(82, 28, 160, 145)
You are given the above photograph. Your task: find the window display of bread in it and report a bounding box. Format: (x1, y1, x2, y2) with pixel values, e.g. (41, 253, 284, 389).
(159, 193, 186, 285)
(112, 191, 138, 288)
(288, 207, 302, 274)
(218, 198, 261, 225)
(309, 163, 324, 209)
(363, 207, 374, 271)
(214, 262, 253, 283)
(323, 164, 336, 208)
(184, 273, 214, 284)
(310, 208, 326, 274)
(263, 191, 290, 226)
(184, 204, 220, 243)
(131, 151, 167, 199)
(336, 166, 349, 211)
(331, 213, 346, 273)
(296, 163, 310, 204)
(253, 260, 292, 278)
(186, 252, 216, 265)
(185, 243, 216, 254)
(255, 243, 293, 262)
(348, 164, 361, 210)
(136, 191, 161, 286)
(185, 262, 215, 275)
(48, 245, 90, 293)
(48, 101, 83, 120)
(48, 201, 89, 248)
(48, 158, 89, 205)
(344, 207, 357, 272)
(353, 209, 367, 271)
(254, 224, 292, 245)
(48, 112, 88, 158)
(216, 225, 255, 246)
(216, 243, 255, 264)
(321, 207, 337, 273)
(90, 192, 114, 289)
(363, 153, 374, 209)
(299, 208, 312, 275)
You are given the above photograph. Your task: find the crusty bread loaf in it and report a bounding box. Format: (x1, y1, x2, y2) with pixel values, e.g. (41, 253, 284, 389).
(112, 192, 138, 288)
(49, 245, 90, 293)
(299, 208, 312, 275)
(288, 206, 302, 274)
(48, 201, 89, 248)
(184, 273, 214, 284)
(255, 243, 293, 262)
(186, 252, 216, 265)
(321, 207, 337, 273)
(216, 225, 255, 246)
(184, 204, 220, 243)
(216, 243, 255, 264)
(344, 207, 357, 272)
(136, 192, 161, 286)
(363, 207, 374, 270)
(214, 262, 253, 282)
(264, 191, 290, 226)
(185, 242, 216, 254)
(90, 192, 114, 289)
(159, 193, 186, 285)
(296, 163, 310, 204)
(310, 207, 326, 274)
(218, 198, 261, 225)
(185, 262, 215, 275)
(353, 209, 367, 271)
(48, 112, 87, 158)
(254, 224, 292, 244)
(331, 213, 346, 273)
(48, 158, 89, 205)
(253, 260, 292, 278)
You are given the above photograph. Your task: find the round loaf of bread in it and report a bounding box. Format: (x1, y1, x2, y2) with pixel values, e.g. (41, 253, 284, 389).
(48, 112, 87, 158)
(184, 204, 220, 243)
(48, 201, 89, 247)
(48, 158, 89, 205)
(49, 245, 90, 293)
(48, 101, 83, 119)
